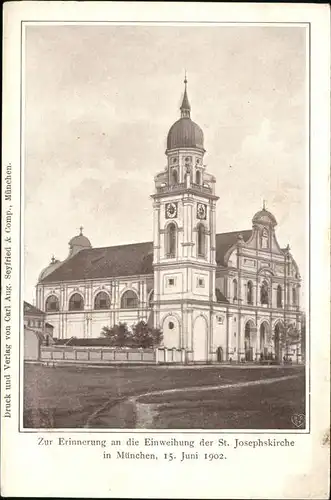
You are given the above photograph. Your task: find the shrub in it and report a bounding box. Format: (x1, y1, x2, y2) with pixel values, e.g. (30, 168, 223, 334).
(101, 321, 163, 348)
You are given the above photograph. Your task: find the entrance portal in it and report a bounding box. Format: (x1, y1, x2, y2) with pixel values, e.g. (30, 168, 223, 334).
(217, 346, 223, 362)
(260, 322, 270, 360)
(274, 322, 283, 362)
(244, 321, 254, 361)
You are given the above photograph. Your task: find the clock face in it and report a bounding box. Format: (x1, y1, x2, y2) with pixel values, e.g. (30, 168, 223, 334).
(197, 203, 207, 220)
(165, 202, 177, 219)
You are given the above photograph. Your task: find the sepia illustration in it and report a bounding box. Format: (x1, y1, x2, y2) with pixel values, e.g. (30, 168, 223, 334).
(23, 24, 307, 430)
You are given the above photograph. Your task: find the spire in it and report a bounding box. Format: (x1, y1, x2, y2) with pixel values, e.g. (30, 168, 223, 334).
(180, 71, 191, 118)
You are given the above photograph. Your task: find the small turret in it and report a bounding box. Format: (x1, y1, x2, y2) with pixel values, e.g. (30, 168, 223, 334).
(38, 255, 62, 281)
(68, 226, 92, 258)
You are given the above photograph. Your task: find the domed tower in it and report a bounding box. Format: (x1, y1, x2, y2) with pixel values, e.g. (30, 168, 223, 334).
(151, 77, 219, 362)
(68, 226, 92, 258)
(252, 204, 277, 250)
(164, 76, 206, 187)
(38, 255, 62, 281)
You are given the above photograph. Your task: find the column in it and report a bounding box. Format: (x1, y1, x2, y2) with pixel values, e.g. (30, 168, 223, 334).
(36, 286, 41, 309)
(153, 201, 161, 264)
(114, 281, 119, 324)
(40, 286, 45, 312)
(236, 317, 241, 363)
(210, 201, 216, 265)
(243, 282, 247, 306)
(238, 270, 242, 305)
(252, 326, 258, 361)
(154, 273, 161, 329)
(185, 307, 193, 351)
(297, 284, 301, 309)
(59, 286, 65, 311)
(226, 277, 231, 301)
(255, 278, 259, 307)
(209, 308, 216, 362)
(64, 285, 68, 311)
(226, 312, 233, 361)
(183, 200, 192, 259)
(86, 314, 92, 337)
(63, 313, 67, 340)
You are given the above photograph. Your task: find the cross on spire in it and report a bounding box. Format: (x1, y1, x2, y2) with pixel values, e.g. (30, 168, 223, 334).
(79, 226, 83, 235)
(180, 71, 191, 118)
(263, 199, 267, 210)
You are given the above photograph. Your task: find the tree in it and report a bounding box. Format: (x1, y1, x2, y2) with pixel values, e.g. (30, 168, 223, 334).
(101, 321, 163, 348)
(301, 313, 306, 362)
(131, 321, 163, 348)
(101, 322, 132, 347)
(273, 322, 301, 359)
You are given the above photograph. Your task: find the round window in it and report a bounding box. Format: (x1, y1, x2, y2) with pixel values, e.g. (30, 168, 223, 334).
(168, 321, 174, 330)
(172, 157, 177, 163)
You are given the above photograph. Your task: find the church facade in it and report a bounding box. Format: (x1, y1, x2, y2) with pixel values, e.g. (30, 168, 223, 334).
(35, 81, 302, 363)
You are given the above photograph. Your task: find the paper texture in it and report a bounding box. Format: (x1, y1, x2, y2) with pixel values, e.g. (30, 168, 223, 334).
(1, 2, 330, 498)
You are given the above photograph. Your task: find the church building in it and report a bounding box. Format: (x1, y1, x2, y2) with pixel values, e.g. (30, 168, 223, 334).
(35, 79, 302, 363)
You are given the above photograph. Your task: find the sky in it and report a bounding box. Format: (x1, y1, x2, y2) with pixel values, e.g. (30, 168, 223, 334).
(24, 25, 307, 304)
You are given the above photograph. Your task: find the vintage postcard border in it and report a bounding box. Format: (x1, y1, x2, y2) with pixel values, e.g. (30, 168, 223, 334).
(19, 20, 311, 435)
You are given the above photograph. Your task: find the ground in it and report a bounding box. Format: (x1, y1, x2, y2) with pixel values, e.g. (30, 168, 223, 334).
(24, 363, 305, 429)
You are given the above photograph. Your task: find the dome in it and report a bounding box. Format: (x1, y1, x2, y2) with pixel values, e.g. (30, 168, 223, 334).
(252, 208, 277, 227)
(69, 234, 92, 249)
(167, 118, 204, 151)
(166, 76, 204, 152)
(68, 227, 92, 257)
(38, 256, 62, 281)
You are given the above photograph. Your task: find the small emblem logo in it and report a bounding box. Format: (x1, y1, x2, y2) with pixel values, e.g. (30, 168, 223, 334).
(291, 414, 305, 428)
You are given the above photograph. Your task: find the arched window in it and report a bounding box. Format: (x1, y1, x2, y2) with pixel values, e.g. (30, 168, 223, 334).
(260, 281, 269, 305)
(247, 281, 253, 305)
(45, 294, 59, 312)
(69, 293, 84, 311)
(261, 228, 269, 249)
(233, 279, 238, 301)
(171, 169, 178, 185)
(197, 224, 206, 257)
(148, 291, 154, 307)
(292, 287, 296, 305)
(121, 290, 138, 309)
(94, 291, 111, 310)
(277, 285, 282, 308)
(196, 170, 201, 185)
(166, 223, 177, 258)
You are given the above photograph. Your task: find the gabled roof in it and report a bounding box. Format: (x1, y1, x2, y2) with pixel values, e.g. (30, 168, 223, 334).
(40, 241, 154, 283)
(40, 230, 252, 284)
(24, 301, 45, 316)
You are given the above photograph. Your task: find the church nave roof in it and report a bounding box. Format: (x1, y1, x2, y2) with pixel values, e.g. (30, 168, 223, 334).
(39, 230, 252, 284)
